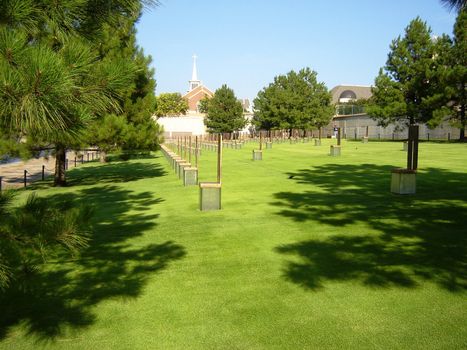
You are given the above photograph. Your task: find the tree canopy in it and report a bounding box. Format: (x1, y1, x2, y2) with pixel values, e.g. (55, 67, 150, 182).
(0, 0, 160, 184)
(440, 10, 467, 139)
(367, 18, 450, 128)
(155, 93, 189, 117)
(253, 68, 333, 134)
(204, 85, 245, 133)
(83, 16, 162, 161)
(0, 191, 92, 290)
(439, 0, 466, 12)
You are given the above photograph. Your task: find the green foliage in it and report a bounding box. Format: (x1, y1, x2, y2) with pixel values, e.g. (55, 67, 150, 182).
(0, 191, 92, 290)
(367, 18, 449, 127)
(441, 11, 467, 139)
(204, 84, 245, 133)
(123, 121, 162, 151)
(253, 68, 333, 132)
(84, 20, 162, 154)
(439, 0, 466, 12)
(84, 114, 128, 154)
(0, 0, 151, 185)
(0, 135, 32, 161)
(155, 93, 189, 117)
(198, 96, 210, 114)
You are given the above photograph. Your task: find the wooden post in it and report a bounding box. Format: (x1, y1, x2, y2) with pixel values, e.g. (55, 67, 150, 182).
(407, 125, 419, 170)
(24, 170, 27, 187)
(189, 136, 192, 164)
(337, 128, 341, 146)
(195, 136, 199, 168)
(0, 176, 3, 192)
(366, 126, 369, 137)
(42, 165, 45, 181)
(259, 132, 263, 150)
(177, 137, 181, 155)
(319, 127, 322, 140)
(217, 134, 222, 184)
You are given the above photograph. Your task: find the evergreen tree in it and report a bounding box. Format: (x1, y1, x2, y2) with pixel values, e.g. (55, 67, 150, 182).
(0, 0, 155, 185)
(253, 68, 333, 136)
(440, 0, 466, 12)
(85, 16, 162, 160)
(204, 85, 245, 133)
(84, 114, 128, 162)
(442, 11, 467, 140)
(0, 191, 92, 290)
(367, 18, 448, 128)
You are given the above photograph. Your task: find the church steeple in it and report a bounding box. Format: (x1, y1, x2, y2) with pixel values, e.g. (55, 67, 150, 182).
(188, 54, 201, 91)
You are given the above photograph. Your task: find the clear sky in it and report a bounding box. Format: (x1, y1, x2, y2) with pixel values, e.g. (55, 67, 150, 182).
(136, 0, 457, 101)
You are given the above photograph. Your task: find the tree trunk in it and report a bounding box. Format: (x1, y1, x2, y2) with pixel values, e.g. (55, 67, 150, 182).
(99, 150, 107, 163)
(460, 104, 465, 141)
(54, 145, 67, 187)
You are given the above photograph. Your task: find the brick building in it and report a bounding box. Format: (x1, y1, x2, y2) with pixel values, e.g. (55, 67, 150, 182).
(182, 55, 213, 113)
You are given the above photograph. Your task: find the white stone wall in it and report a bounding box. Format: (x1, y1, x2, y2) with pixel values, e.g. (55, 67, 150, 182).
(331, 115, 462, 140)
(155, 113, 254, 138)
(155, 115, 207, 137)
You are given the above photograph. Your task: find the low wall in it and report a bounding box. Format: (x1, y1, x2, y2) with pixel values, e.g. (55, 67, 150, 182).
(155, 115, 207, 138)
(330, 115, 462, 140)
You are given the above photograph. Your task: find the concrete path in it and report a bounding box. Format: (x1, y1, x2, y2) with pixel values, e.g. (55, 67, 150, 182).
(0, 151, 99, 190)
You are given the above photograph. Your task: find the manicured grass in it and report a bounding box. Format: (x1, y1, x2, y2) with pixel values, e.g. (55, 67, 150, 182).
(1, 139, 466, 349)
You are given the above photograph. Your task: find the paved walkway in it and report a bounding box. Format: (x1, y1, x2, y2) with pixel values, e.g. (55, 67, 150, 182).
(0, 151, 99, 190)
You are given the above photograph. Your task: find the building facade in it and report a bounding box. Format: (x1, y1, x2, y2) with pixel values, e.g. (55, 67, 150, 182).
(329, 85, 461, 140)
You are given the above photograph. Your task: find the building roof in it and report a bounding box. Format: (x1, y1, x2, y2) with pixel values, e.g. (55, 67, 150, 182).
(330, 85, 372, 104)
(183, 85, 214, 100)
(183, 85, 214, 112)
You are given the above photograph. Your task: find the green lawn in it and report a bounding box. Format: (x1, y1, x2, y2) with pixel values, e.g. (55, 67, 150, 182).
(1, 139, 466, 349)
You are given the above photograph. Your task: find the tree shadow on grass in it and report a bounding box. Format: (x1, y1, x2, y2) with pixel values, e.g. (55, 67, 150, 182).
(67, 159, 167, 186)
(0, 184, 186, 342)
(30, 158, 167, 189)
(273, 164, 467, 292)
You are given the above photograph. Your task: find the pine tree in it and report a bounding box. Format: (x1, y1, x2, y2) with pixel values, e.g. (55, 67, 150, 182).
(204, 85, 245, 133)
(0, 191, 92, 290)
(0, 0, 155, 185)
(442, 11, 467, 140)
(439, 0, 466, 12)
(367, 18, 448, 128)
(84, 16, 162, 160)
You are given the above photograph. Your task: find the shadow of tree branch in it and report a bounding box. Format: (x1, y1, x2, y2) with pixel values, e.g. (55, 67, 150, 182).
(0, 183, 185, 341)
(273, 164, 467, 292)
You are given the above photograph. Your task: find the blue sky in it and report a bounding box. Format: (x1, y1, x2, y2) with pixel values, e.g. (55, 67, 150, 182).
(136, 0, 457, 101)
